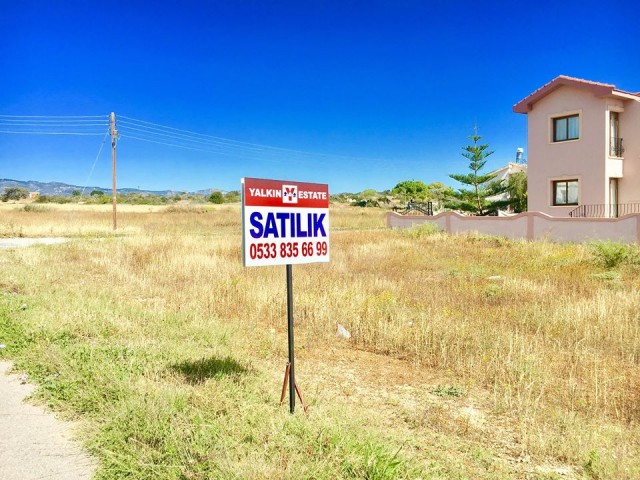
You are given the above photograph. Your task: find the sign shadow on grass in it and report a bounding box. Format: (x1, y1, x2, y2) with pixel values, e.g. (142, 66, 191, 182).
(170, 356, 248, 385)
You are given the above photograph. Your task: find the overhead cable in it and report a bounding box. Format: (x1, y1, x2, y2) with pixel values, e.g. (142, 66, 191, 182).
(80, 130, 111, 195)
(118, 115, 386, 163)
(0, 114, 108, 118)
(117, 123, 284, 154)
(0, 122, 109, 127)
(0, 130, 107, 136)
(119, 134, 294, 164)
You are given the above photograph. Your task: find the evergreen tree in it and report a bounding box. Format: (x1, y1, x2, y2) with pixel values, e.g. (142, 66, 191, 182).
(447, 134, 508, 215)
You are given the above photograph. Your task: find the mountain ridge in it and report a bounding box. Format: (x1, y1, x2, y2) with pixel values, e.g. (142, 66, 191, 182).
(0, 178, 224, 197)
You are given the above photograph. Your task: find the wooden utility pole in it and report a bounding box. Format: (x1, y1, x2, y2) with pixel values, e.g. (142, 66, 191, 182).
(110, 112, 118, 230)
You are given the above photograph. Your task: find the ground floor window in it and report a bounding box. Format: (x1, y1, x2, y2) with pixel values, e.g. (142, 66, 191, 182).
(553, 179, 578, 205)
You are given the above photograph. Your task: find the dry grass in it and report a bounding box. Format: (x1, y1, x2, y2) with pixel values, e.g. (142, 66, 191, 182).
(1, 202, 639, 478)
(0, 202, 237, 237)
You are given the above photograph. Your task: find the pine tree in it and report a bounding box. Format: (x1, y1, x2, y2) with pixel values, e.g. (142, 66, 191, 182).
(447, 134, 508, 215)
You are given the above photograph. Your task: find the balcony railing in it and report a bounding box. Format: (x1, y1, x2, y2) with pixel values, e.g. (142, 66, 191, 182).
(569, 203, 640, 218)
(610, 137, 624, 157)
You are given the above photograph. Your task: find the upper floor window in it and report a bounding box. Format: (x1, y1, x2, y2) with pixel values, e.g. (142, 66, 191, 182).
(553, 179, 578, 206)
(553, 114, 579, 142)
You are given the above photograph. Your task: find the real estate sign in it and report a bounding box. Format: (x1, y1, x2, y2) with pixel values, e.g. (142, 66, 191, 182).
(241, 177, 330, 267)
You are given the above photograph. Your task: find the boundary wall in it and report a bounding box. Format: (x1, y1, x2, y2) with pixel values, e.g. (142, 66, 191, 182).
(386, 211, 640, 243)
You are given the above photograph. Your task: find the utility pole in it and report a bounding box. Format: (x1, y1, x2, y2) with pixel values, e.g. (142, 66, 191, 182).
(110, 112, 118, 230)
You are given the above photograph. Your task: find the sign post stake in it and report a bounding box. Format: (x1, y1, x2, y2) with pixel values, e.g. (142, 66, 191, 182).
(286, 264, 295, 413)
(241, 177, 329, 415)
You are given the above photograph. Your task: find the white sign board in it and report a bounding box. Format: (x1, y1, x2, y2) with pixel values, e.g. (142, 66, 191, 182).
(242, 177, 330, 267)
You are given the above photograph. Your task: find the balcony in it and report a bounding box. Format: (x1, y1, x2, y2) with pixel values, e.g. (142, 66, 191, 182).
(569, 203, 640, 218)
(610, 137, 624, 157)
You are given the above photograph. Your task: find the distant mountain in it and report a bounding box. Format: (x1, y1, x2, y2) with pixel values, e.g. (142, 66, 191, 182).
(0, 179, 225, 197)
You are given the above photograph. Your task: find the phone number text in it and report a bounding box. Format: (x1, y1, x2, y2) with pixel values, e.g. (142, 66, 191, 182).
(248, 241, 328, 260)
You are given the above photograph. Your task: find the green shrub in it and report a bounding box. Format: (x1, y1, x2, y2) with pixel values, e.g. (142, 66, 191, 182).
(87, 194, 111, 204)
(431, 384, 465, 398)
(343, 443, 406, 480)
(208, 191, 224, 204)
(483, 284, 502, 298)
(1, 186, 29, 202)
(22, 204, 48, 212)
(224, 190, 241, 203)
(589, 241, 638, 269)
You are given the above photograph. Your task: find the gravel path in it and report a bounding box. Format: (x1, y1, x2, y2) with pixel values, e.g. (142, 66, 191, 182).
(0, 361, 96, 480)
(0, 238, 69, 249)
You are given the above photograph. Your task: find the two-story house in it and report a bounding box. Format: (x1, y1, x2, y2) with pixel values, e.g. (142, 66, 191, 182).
(513, 75, 640, 217)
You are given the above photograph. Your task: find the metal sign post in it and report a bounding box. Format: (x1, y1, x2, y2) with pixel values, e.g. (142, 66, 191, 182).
(286, 264, 295, 413)
(241, 177, 330, 413)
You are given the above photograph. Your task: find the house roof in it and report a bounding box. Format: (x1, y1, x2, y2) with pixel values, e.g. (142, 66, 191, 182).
(487, 162, 527, 180)
(513, 75, 640, 114)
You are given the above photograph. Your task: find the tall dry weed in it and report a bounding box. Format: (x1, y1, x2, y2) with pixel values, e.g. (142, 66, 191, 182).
(2, 204, 639, 476)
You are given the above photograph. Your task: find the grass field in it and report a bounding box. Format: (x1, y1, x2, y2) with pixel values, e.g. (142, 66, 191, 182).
(1, 202, 639, 479)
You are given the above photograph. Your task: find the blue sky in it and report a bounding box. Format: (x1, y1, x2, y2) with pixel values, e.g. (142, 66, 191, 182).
(1, 0, 638, 193)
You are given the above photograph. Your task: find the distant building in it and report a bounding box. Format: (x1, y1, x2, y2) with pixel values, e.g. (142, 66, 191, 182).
(484, 158, 528, 206)
(488, 161, 527, 183)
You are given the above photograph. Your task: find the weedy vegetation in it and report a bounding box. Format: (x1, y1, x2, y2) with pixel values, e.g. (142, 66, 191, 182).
(589, 240, 639, 269)
(1, 202, 639, 479)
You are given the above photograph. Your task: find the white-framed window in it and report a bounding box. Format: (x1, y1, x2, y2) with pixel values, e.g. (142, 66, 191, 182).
(553, 179, 579, 206)
(553, 114, 579, 142)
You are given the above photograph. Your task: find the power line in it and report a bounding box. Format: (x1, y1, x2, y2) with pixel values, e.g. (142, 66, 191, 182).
(118, 115, 390, 163)
(119, 133, 233, 152)
(118, 118, 287, 152)
(0, 117, 107, 121)
(0, 114, 108, 118)
(120, 115, 269, 144)
(0, 112, 392, 165)
(0, 130, 108, 136)
(118, 132, 327, 163)
(117, 124, 290, 157)
(80, 130, 110, 195)
(0, 119, 108, 124)
(0, 112, 409, 171)
(0, 114, 109, 135)
(0, 123, 109, 127)
(118, 134, 294, 164)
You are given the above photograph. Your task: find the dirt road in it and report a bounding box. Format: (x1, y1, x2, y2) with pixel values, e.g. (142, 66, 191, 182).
(0, 361, 95, 480)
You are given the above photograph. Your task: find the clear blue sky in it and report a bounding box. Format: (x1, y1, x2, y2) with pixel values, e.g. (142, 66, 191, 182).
(1, 0, 638, 193)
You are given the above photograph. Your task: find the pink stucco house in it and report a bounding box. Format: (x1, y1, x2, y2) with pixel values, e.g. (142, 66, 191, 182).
(514, 75, 640, 217)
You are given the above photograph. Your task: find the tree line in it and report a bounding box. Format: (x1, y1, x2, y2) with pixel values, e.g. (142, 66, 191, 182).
(3, 134, 526, 214)
(1, 186, 241, 205)
(390, 134, 527, 215)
